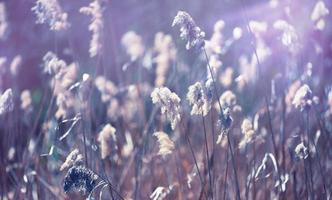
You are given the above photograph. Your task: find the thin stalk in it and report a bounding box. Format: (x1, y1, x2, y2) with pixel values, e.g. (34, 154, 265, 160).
(265, 97, 283, 179)
(245, 146, 250, 200)
(264, 176, 268, 199)
(223, 147, 229, 200)
(305, 112, 314, 199)
(239, 1, 284, 197)
(98, 152, 115, 200)
(252, 141, 256, 200)
(22, 79, 57, 176)
(110, 185, 115, 200)
(97, 174, 124, 200)
(303, 159, 310, 200)
(203, 47, 241, 200)
(134, 143, 143, 199)
(203, 48, 222, 112)
(313, 107, 332, 152)
(306, 111, 327, 198)
(181, 122, 208, 199)
(281, 93, 286, 173)
(308, 132, 327, 198)
(210, 111, 216, 198)
(309, 143, 327, 198)
(227, 133, 241, 200)
(174, 149, 184, 199)
(202, 113, 213, 199)
(300, 115, 310, 200)
(82, 105, 89, 168)
(134, 107, 158, 199)
(292, 171, 299, 200)
(118, 149, 137, 190)
(82, 134, 88, 167)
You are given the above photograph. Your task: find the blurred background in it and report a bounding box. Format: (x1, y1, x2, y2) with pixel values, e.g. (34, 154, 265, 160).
(2, 0, 331, 89)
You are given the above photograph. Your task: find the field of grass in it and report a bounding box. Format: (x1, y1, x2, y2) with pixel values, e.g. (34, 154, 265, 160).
(0, 0, 331, 199)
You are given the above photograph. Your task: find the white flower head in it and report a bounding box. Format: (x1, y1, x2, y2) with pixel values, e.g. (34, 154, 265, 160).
(292, 84, 312, 111)
(153, 131, 175, 157)
(31, 0, 70, 31)
(154, 32, 177, 87)
(311, 1, 329, 21)
(311, 1, 329, 30)
(295, 142, 308, 160)
(172, 11, 205, 50)
(273, 20, 299, 53)
(121, 31, 145, 61)
(0, 88, 14, 115)
(249, 20, 267, 38)
(10, 55, 22, 76)
(0, 3, 8, 40)
(95, 76, 118, 103)
(60, 149, 84, 171)
(42, 51, 66, 77)
(239, 118, 255, 150)
(205, 20, 225, 55)
(219, 90, 237, 108)
(216, 107, 233, 144)
(98, 124, 117, 159)
(63, 165, 98, 195)
(233, 27, 243, 40)
(187, 79, 213, 116)
(151, 87, 181, 130)
(80, 0, 104, 57)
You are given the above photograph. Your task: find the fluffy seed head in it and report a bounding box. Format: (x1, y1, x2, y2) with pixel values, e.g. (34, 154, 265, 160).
(97, 124, 117, 159)
(10, 55, 22, 76)
(311, 1, 329, 21)
(239, 118, 255, 150)
(311, 1, 329, 30)
(63, 165, 98, 195)
(95, 76, 118, 103)
(249, 20, 267, 37)
(121, 31, 145, 61)
(285, 80, 301, 110)
(0, 88, 14, 115)
(187, 79, 213, 116)
(219, 90, 237, 108)
(154, 32, 177, 87)
(172, 11, 205, 50)
(153, 131, 175, 157)
(31, 0, 70, 31)
(273, 20, 299, 53)
(42, 52, 66, 77)
(295, 142, 308, 160)
(292, 84, 312, 111)
(219, 67, 234, 88)
(205, 20, 225, 55)
(216, 107, 233, 144)
(0, 3, 8, 40)
(60, 149, 84, 171)
(151, 87, 181, 130)
(80, 0, 104, 57)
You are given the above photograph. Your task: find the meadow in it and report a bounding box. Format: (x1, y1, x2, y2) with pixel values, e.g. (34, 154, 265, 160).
(0, 0, 331, 199)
